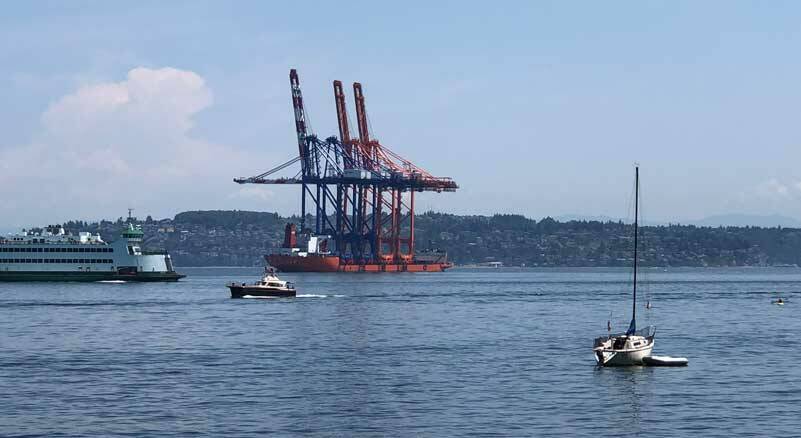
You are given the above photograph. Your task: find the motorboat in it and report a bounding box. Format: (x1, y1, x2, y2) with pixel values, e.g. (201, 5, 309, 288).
(228, 268, 296, 298)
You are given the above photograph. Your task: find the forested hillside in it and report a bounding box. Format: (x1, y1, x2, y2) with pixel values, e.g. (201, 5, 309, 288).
(58, 211, 801, 267)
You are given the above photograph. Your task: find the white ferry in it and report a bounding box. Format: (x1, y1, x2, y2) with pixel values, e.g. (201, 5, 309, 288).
(0, 224, 184, 282)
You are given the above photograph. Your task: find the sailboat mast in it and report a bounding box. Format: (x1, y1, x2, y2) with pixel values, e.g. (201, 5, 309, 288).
(632, 166, 639, 329)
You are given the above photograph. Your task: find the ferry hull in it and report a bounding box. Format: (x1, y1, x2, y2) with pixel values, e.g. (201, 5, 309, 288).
(0, 271, 185, 282)
(266, 254, 453, 273)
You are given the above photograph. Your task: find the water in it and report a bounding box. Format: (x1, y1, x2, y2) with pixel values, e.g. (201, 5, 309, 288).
(1, 267, 800, 437)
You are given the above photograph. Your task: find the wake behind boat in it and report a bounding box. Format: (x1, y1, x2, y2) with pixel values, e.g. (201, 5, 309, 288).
(593, 165, 655, 366)
(228, 268, 296, 298)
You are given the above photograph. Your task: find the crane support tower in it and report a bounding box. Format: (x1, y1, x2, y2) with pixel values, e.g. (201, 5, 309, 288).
(234, 69, 458, 272)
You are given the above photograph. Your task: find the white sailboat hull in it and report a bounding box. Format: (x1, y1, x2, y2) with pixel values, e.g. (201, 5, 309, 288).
(593, 332, 655, 366)
(595, 344, 653, 366)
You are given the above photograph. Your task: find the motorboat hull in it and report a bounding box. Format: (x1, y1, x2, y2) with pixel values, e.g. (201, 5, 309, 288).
(228, 285, 296, 298)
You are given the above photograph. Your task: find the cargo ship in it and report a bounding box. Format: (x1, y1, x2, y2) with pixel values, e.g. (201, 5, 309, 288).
(266, 224, 452, 273)
(0, 224, 184, 282)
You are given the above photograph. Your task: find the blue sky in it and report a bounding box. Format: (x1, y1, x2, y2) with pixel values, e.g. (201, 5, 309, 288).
(2, 1, 801, 227)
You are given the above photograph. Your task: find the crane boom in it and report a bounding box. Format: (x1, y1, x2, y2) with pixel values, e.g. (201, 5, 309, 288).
(290, 69, 310, 175)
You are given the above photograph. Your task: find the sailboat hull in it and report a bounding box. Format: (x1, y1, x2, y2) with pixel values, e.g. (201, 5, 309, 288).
(593, 331, 655, 366)
(595, 343, 654, 366)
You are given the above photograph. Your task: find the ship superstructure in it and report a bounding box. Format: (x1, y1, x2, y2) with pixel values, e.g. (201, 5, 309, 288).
(0, 224, 184, 281)
(235, 69, 457, 272)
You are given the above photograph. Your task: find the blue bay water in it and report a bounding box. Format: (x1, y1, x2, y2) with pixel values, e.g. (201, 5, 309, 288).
(1, 267, 800, 437)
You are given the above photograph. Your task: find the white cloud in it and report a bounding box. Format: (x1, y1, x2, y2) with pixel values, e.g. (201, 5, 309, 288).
(755, 178, 791, 200)
(228, 186, 275, 202)
(0, 67, 274, 226)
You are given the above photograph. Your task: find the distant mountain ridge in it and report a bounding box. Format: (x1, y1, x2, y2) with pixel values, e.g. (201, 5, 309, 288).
(684, 214, 801, 228)
(557, 213, 801, 228)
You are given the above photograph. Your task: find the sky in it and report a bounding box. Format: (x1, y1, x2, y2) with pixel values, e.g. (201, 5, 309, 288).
(2, 1, 801, 228)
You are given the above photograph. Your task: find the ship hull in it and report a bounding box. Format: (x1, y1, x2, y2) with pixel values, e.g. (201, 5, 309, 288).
(0, 271, 185, 282)
(228, 285, 296, 298)
(266, 254, 453, 273)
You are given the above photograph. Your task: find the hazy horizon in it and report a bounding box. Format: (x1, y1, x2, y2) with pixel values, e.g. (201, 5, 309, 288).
(3, 2, 801, 227)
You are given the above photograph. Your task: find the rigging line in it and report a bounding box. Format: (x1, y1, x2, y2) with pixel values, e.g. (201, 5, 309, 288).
(251, 156, 302, 179)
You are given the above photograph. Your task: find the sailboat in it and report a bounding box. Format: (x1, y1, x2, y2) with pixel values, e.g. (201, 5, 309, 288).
(593, 166, 655, 366)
